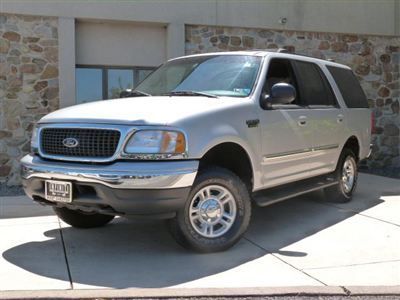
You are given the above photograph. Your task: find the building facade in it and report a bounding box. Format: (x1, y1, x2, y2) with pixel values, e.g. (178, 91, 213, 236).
(0, 0, 399, 186)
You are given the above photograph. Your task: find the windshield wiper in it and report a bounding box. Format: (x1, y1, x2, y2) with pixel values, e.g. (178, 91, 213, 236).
(162, 91, 218, 98)
(119, 89, 151, 98)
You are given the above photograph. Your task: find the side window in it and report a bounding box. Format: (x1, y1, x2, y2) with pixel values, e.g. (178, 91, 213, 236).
(327, 66, 369, 108)
(294, 61, 336, 107)
(264, 59, 301, 105)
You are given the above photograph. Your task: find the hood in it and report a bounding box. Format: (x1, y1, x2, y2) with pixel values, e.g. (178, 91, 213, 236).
(39, 96, 244, 126)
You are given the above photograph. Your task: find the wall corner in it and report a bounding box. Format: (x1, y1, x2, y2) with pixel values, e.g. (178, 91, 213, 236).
(58, 17, 76, 107)
(166, 22, 185, 60)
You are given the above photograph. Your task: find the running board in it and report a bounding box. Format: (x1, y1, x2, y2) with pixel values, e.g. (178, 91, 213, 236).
(253, 175, 338, 207)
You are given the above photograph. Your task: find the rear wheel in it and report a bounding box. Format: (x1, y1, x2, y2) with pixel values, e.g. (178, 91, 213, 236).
(54, 207, 115, 228)
(324, 149, 358, 203)
(168, 167, 251, 253)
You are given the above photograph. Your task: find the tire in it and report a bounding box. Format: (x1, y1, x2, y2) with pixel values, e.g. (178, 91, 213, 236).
(54, 207, 115, 228)
(168, 166, 251, 253)
(324, 148, 358, 203)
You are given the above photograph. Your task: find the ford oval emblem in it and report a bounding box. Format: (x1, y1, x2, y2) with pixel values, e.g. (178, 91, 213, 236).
(62, 137, 79, 148)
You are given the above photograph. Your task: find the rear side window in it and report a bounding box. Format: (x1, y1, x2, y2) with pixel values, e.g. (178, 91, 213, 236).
(294, 61, 336, 106)
(327, 66, 369, 108)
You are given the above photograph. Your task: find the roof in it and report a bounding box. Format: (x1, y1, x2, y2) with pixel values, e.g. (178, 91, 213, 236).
(171, 49, 351, 70)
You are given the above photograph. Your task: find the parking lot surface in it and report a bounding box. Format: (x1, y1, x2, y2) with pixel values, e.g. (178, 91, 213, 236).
(0, 173, 399, 292)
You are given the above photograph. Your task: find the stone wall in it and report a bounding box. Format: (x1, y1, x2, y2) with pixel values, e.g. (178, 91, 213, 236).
(0, 14, 59, 185)
(186, 25, 400, 175)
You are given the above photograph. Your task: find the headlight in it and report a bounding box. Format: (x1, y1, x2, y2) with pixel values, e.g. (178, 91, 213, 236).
(31, 126, 39, 153)
(124, 130, 186, 154)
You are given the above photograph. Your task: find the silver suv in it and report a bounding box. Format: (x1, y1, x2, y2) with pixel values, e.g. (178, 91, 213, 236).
(21, 51, 371, 252)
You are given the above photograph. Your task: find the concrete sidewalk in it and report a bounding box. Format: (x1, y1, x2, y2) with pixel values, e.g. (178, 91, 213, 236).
(0, 173, 399, 293)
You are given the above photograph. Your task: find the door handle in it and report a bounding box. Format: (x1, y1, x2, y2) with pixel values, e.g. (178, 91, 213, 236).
(298, 116, 307, 126)
(337, 114, 344, 123)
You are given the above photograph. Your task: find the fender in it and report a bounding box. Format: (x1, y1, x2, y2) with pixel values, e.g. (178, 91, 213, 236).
(189, 123, 263, 191)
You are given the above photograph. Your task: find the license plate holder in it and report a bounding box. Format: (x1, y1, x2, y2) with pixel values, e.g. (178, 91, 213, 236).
(45, 180, 72, 203)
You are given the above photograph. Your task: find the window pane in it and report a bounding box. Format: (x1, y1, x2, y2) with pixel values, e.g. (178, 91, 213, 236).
(108, 69, 134, 99)
(266, 59, 299, 105)
(295, 61, 334, 106)
(327, 66, 368, 108)
(137, 69, 153, 85)
(135, 55, 261, 97)
(76, 68, 103, 104)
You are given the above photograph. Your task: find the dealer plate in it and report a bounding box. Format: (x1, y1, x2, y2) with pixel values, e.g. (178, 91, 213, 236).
(45, 180, 72, 203)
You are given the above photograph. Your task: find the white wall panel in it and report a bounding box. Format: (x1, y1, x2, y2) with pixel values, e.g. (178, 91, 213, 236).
(76, 21, 166, 67)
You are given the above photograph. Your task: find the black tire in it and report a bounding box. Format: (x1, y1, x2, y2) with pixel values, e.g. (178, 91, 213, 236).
(324, 148, 358, 203)
(168, 166, 251, 253)
(53, 207, 115, 228)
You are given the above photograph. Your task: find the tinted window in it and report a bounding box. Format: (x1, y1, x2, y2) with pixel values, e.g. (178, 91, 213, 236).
(327, 66, 369, 108)
(108, 69, 134, 99)
(294, 61, 336, 106)
(138, 69, 153, 82)
(76, 68, 103, 104)
(265, 59, 300, 105)
(76, 66, 156, 104)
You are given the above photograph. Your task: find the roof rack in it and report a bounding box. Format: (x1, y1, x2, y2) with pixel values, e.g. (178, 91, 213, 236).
(249, 48, 335, 62)
(250, 48, 289, 53)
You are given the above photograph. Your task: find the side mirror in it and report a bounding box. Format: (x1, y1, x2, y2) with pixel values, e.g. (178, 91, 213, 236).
(119, 89, 134, 98)
(261, 83, 296, 109)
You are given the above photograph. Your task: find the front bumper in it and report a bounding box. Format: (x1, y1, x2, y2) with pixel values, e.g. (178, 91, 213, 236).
(21, 154, 198, 217)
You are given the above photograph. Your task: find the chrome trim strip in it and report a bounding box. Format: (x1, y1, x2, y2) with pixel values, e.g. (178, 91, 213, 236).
(37, 123, 188, 163)
(21, 154, 198, 189)
(38, 123, 131, 163)
(264, 144, 339, 160)
(264, 148, 312, 159)
(313, 144, 339, 151)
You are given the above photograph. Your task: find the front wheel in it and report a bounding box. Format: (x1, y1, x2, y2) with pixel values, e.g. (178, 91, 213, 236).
(54, 207, 115, 228)
(168, 167, 251, 253)
(324, 149, 358, 203)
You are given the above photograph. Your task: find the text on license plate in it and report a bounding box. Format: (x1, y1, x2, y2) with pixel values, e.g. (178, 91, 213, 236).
(45, 180, 72, 203)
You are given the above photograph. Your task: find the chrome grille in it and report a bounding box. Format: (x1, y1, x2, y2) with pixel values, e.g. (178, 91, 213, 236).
(40, 128, 121, 158)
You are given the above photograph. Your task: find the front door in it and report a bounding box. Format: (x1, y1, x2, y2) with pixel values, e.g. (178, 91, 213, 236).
(259, 58, 314, 188)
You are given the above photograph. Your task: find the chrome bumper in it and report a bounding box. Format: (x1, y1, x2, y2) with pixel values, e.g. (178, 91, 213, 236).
(21, 154, 198, 189)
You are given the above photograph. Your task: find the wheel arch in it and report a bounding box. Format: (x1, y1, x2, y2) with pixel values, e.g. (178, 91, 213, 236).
(341, 135, 360, 161)
(198, 141, 256, 192)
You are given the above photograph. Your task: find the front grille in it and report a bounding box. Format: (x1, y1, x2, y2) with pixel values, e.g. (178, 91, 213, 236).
(40, 128, 121, 158)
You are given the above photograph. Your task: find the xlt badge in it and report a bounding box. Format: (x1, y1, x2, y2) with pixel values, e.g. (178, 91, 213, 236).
(246, 119, 260, 128)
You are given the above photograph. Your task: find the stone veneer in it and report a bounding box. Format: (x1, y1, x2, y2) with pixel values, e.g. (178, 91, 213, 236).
(0, 18, 398, 185)
(186, 25, 400, 175)
(0, 14, 59, 185)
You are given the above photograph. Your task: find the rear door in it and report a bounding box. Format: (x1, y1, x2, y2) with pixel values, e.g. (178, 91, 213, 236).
(292, 60, 344, 176)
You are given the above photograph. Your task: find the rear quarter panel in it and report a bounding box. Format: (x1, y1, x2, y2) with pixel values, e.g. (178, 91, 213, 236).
(343, 108, 371, 160)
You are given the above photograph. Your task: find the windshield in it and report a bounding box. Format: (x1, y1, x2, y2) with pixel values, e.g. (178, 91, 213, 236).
(134, 55, 262, 98)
